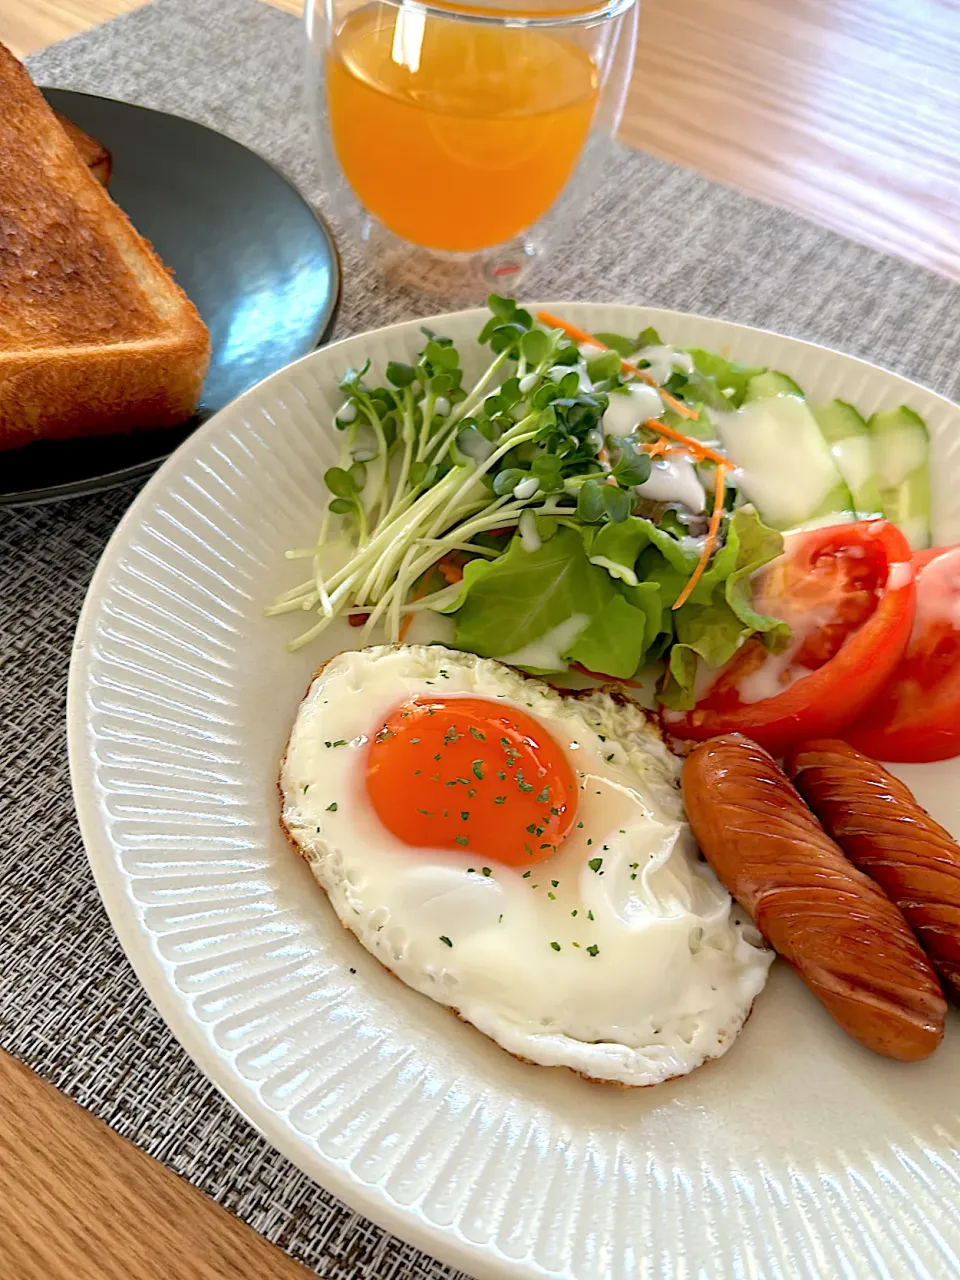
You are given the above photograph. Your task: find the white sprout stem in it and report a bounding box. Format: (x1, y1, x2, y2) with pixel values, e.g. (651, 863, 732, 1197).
(414, 390, 437, 463)
(387, 543, 422, 641)
(265, 593, 317, 616)
(385, 392, 416, 520)
(429, 419, 539, 534)
(414, 540, 502, 558)
(378, 500, 557, 623)
(425, 350, 512, 467)
(358, 401, 390, 528)
(313, 553, 334, 618)
(286, 574, 361, 650)
(353, 467, 467, 605)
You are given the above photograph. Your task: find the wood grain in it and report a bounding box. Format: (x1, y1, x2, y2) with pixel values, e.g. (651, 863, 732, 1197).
(1, 0, 958, 278)
(0, 1050, 313, 1280)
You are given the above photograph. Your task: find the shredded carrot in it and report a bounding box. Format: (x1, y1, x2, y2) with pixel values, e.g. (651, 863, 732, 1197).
(641, 439, 672, 459)
(672, 463, 727, 611)
(643, 418, 726, 466)
(535, 311, 700, 422)
(437, 555, 464, 584)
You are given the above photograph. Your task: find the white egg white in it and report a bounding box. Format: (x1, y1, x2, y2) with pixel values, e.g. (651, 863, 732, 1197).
(280, 645, 772, 1086)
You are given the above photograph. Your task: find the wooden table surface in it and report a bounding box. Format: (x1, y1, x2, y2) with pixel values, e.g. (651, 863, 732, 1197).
(0, 1049, 313, 1280)
(1, 0, 958, 1275)
(3, 0, 959, 279)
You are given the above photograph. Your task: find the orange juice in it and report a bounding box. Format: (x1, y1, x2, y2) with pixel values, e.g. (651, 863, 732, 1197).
(326, 3, 599, 252)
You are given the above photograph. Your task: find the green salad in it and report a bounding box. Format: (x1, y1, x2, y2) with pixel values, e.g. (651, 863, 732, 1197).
(270, 297, 931, 709)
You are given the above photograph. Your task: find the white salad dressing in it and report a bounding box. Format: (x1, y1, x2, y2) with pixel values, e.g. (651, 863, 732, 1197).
(548, 362, 592, 392)
(602, 383, 664, 435)
(636, 456, 706, 513)
(497, 614, 591, 672)
(631, 345, 694, 386)
(713, 396, 840, 528)
(914, 550, 960, 629)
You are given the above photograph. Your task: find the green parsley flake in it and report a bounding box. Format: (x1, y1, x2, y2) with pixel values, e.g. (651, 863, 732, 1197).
(461, 811, 470, 821)
(410, 737, 421, 744)
(469, 727, 486, 741)
(526, 823, 538, 835)
(588, 857, 603, 872)
(494, 796, 506, 805)
(536, 786, 550, 804)
(587, 910, 595, 921)
(550, 941, 561, 952)
(571, 909, 578, 917)
(577, 822, 584, 829)
(467, 788, 477, 799)
(472, 760, 485, 781)
(586, 944, 599, 957)
(522, 870, 532, 878)
(481, 867, 491, 877)
(454, 834, 469, 847)
(417, 808, 431, 816)
(547, 892, 556, 900)
(551, 880, 559, 888)
(326, 801, 337, 811)
(439, 935, 453, 947)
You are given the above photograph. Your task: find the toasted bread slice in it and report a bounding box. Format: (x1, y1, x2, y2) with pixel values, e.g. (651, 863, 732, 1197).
(54, 110, 112, 187)
(0, 44, 210, 451)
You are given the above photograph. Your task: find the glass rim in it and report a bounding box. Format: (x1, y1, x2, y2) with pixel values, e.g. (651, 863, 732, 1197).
(329, 0, 638, 29)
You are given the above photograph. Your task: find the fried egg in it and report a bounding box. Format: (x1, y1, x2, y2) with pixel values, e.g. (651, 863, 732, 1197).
(280, 645, 771, 1085)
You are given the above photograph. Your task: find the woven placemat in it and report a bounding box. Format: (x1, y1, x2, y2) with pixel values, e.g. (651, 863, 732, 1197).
(3, 0, 960, 1275)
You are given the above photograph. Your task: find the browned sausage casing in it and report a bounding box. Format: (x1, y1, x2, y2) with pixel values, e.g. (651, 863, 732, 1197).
(789, 738, 960, 1004)
(682, 734, 945, 1061)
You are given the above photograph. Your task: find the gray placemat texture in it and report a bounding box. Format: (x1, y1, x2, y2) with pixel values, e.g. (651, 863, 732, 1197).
(3, 0, 960, 1274)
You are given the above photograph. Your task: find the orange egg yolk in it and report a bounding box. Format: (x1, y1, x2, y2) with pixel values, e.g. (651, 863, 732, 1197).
(365, 696, 579, 866)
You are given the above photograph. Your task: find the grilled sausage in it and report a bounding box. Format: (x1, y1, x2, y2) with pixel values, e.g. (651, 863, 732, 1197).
(789, 738, 960, 1004)
(682, 734, 945, 1061)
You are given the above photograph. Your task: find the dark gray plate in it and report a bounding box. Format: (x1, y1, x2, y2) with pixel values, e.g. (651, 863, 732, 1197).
(1, 89, 340, 506)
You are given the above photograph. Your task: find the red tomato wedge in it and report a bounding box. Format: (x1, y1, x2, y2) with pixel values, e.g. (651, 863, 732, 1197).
(844, 545, 960, 762)
(664, 520, 916, 756)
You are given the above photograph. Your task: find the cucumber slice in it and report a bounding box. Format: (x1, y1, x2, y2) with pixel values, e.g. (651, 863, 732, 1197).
(868, 406, 931, 549)
(743, 370, 804, 402)
(812, 400, 884, 516)
(714, 395, 854, 530)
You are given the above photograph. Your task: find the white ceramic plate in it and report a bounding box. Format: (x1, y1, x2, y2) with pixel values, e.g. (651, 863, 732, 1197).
(69, 305, 960, 1279)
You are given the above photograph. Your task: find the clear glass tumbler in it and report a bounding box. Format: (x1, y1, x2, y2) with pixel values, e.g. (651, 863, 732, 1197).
(305, 0, 639, 301)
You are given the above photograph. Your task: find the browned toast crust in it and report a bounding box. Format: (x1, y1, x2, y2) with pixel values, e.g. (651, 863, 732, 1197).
(54, 110, 112, 186)
(0, 44, 210, 449)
